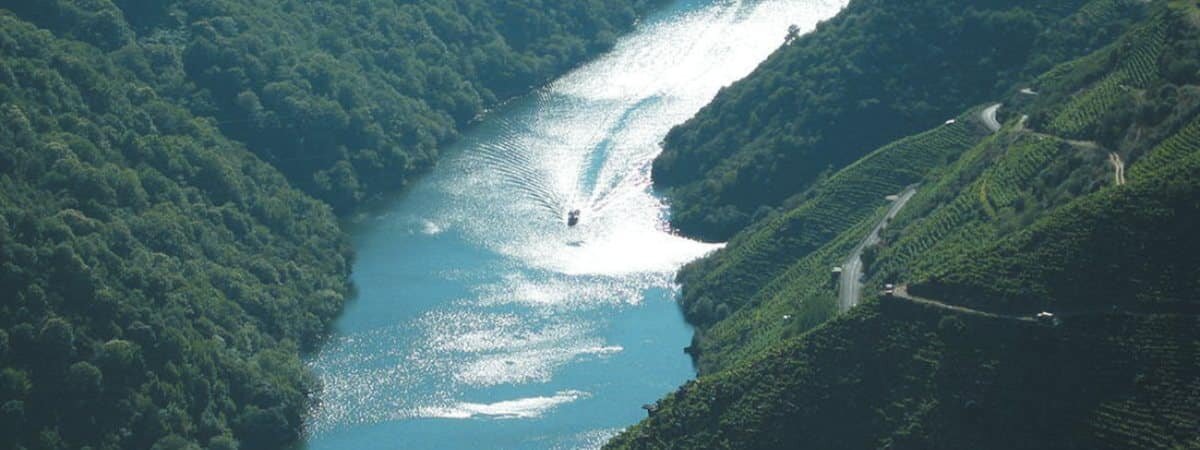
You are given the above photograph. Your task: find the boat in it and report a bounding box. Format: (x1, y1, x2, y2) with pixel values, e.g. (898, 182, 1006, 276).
(567, 209, 581, 227)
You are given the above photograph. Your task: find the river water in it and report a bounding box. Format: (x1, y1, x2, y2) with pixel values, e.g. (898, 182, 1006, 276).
(302, 1, 842, 448)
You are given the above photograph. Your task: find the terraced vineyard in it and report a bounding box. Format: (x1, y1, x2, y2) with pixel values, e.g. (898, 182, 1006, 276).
(676, 117, 984, 332)
(870, 26, 1198, 294)
(867, 129, 1092, 287)
(610, 3, 1199, 448)
(977, 138, 1062, 217)
(905, 115, 1200, 314)
(1128, 115, 1200, 178)
(688, 216, 874, 371)
(607, 301, 1200, 450)
(1072, 314, 1200, 449)
(1045, 18, 1168, 137)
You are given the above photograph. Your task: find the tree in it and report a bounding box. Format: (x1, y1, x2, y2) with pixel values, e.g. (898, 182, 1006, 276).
(150, 435, 202, 450)
(37, 318, 76, 364)
(786, 24, 802, 44)
(66, 361, 103, 399)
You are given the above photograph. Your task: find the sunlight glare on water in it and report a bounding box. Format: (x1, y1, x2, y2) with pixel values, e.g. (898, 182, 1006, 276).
(304, 1, 845, 449)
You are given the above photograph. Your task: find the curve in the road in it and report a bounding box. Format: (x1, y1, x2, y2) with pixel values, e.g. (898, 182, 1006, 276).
(1109, 152, 1127, 185)
(981, 103, 1003, 133)
(837, 186, 918, 312)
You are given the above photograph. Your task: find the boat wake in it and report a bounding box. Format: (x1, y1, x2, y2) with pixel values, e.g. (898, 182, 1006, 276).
(303, 0, 847, 447)
(469, 93, 662, 230)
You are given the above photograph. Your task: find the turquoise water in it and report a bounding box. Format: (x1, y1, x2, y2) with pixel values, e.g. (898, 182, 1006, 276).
(302, 1, 843, 448)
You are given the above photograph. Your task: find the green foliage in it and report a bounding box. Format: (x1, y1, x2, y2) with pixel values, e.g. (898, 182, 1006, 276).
(607, 302, 1200, 450)
(0, 1, 665, 448)
(675, 115, 985, 371)
(615, 3, 1200, 448)
(652, 0, 1147, 241)
(911, 117, 1200, 314)
(0, 0, 664, 213)
(1044, 19, 1169, 137)
(0, 12, 356, 448)
(882, 7, 1200, 316)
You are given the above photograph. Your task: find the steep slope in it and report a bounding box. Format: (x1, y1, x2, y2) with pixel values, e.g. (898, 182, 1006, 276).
(670, 0, 1153, 372)
(608, 2, 1200, 448)
(868, 9, 1200, 315)
(0, 0, 665, 211)
(652, 0, 1147, 241)
(0, 15, 351, 449)
(909, 118, 1200, 315)
(0, 2, 666, 449)
(608, 301, 1200, 450)
(676, 110, 990, 371)
(610, 125, 1200, 447)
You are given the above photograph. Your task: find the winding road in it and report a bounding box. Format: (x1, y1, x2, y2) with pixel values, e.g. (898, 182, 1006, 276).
(981, 103, 1003, 133)
(838, 186, 918, 312)
(1109, 152, 1127, 185)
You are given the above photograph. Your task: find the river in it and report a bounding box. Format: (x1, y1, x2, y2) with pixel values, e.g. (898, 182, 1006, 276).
(302, 1, 843, 448)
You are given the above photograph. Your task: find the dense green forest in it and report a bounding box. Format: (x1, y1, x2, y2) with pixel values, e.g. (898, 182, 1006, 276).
(611, 0, 1200, 448)
(653, 0, 1146, 241)
(0, 14, 351, 449)
(0, 1, 662, 449)
(1, 0, 665, 212)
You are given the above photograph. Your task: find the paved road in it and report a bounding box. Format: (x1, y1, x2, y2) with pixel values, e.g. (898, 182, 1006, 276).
(838, 186, 918, 312)
(1109, 152, 1127, 185)
(981, 103, 1003, 133)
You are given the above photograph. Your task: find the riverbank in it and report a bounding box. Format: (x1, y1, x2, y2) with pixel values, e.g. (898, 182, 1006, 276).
(302, 1, 845, 448)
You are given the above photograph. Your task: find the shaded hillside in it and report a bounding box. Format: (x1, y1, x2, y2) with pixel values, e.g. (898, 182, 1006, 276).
(652, 0, 1146, 241)
(608, 301, 1200, 450)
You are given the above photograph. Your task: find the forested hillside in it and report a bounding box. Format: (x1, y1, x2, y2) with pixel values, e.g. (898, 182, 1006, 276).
(0, 15, 350, 449)
(1, 0, 664, 211)
(653, 0, 1146, 241)
(611, 1, 1200, 448)
(0, 1, 662, 449)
